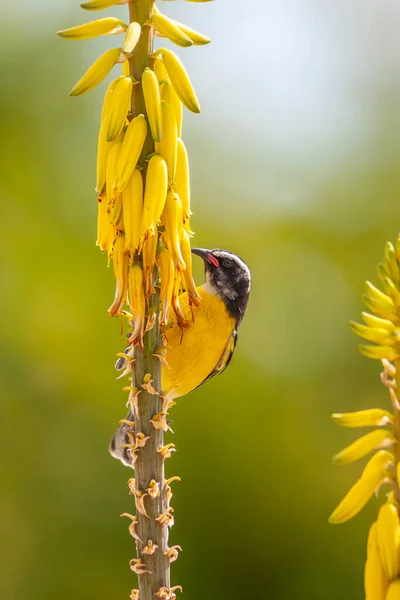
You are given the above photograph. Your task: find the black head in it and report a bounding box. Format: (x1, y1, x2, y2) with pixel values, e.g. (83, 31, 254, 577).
(191, 248, 251, 325)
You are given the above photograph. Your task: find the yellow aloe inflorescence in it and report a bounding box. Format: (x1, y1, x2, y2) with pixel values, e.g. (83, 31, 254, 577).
(330, 235, 400, 600)
(58, 0, 210, 345)
(59, 2, 211, 598)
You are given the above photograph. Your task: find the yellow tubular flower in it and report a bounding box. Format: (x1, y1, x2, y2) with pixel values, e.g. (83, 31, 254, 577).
(350, 321, 393, 345)
(331, 409, 393, 428)
(151, 8, 193, 47)
(175, 139, 191, 230)
(142, 232, 158, 297)
(109, 234, 129, 317)
(107, 76, 133, 142)
(162, 189, 185, 270)
(365, 522, 389, 600)
(139, 154, 168, 241)
(101, 78, 120, 122)
(154, 57, 170, 85)
(123, 22, 141, 54)
(156, 48, 200, 113)
(362, 312, 396, 331)
(156, 101, 178, 184)
(115, 114, 148, 194)
(80, 0, 127, 10)
(122, 169, 143, 255)
(359, 345, 398, 361)
(69, 48, 122, 96)
(57, 17, 126, 40)
(128, 264, 145, 346)
(96, 194, 113, 251)
(333, 430, 394, 465)
(158, 246, 175, 328)
(387, 580, 400, 600)
(142, 68, 162, 142)
(96, 115, 112, 193)
(161, 82, 182, 138)
(169, 19, 211, 46)
(377, 502, 400, 581)
(171, 272, 189, 329)
(180, 230, 201, 306)
(106, 136, 123, 203)
(329, 450, 393, 524)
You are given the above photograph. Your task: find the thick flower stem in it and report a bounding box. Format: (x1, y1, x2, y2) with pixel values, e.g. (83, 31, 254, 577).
(127, 1, 170, 597)
(132, 295, 170, 598)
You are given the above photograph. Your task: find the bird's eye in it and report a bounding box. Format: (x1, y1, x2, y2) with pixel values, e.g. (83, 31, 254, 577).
(223, 258, 233, 268)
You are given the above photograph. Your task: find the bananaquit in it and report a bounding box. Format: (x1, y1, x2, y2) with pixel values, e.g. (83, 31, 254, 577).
(110, 248, 251, 466)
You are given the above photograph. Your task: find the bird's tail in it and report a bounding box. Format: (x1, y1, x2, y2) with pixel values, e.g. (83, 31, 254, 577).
(109, 409, 135, 467)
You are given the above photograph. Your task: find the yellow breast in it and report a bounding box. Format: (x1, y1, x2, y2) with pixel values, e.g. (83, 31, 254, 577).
(162, 285, 236, 399)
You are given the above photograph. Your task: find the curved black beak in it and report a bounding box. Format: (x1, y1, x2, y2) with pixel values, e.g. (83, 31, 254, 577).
(191, 247, 220, 268)
(191, 247, 210, 262)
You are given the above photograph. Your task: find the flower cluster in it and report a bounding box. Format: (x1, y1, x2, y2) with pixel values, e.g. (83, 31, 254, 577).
(58, 0, 210, 344)
(331, 236, 400, 599)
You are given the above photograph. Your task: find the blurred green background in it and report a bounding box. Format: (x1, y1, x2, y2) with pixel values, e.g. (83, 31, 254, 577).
(2, 0, 400, 598)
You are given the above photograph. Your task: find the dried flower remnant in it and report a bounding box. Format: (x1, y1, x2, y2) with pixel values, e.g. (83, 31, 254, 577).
(331, 235, 400, 599)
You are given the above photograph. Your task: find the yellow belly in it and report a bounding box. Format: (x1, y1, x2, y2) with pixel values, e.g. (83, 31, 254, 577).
(161, 285, 236, 399)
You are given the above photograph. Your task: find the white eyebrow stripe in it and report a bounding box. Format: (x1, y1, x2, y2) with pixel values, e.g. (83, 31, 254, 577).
(217, 251, 251, 282)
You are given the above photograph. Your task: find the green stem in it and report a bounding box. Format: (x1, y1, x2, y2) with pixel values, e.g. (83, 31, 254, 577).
(127, 1, 170, 598)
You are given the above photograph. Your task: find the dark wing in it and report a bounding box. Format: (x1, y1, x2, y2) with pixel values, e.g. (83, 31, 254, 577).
(194, 329, 238, 391)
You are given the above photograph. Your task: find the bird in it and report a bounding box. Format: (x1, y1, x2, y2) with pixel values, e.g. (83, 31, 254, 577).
(110, 247, 251, 466)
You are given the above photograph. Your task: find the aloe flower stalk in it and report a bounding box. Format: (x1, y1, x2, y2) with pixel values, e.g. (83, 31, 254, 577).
(331, 235, 400, 599)
(58, 1, 211, 598)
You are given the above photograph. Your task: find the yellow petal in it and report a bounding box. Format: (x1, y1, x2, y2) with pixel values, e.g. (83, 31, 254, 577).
(106, 76, 133, 141)
(140, 154, 168, 239)
(329, 451, 393, 524)
(115, 114, 148, 194)
(80, 0, 126, 10)
(142, 68, 162, 142)
(122, 169, 143, 254)
(156, 48, 200, 113)
(96, 195, 113, 251)
(57, 17, 126, 40)
(170, 19, 211, 46)
(365, 522, 389, 600)
(96, 115, 112, 193)
(359, 345, 397, 360)
(180, 230, 201, 306)
(162, 189, 185, 270)
(151, 8, 193, 47)
(101, 77, 120, 123)
(361, 312, 395, 332)
(333, 430, 393, 465)
(161, 81, 182, 138)
(365, 281, 396, 310)
(154, 58, 170, 85)
(158, 246, 175, 327)
(331, 409, 393, 428)
(108, 234, 129, 317)
(106, 136, 123, 203)
(350, 321, 393, 344)
(386, 580, 400, 600)
(377, 502, 400, 581)
(175, 138, 191, 227)
(362, 293, 398, 322)
(142, 232, 158, 296)
(123, 22, 141, 54)
(384, 242, 400, 283)
(69, 48, 122, 97)
(156, 101, 177, 184)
